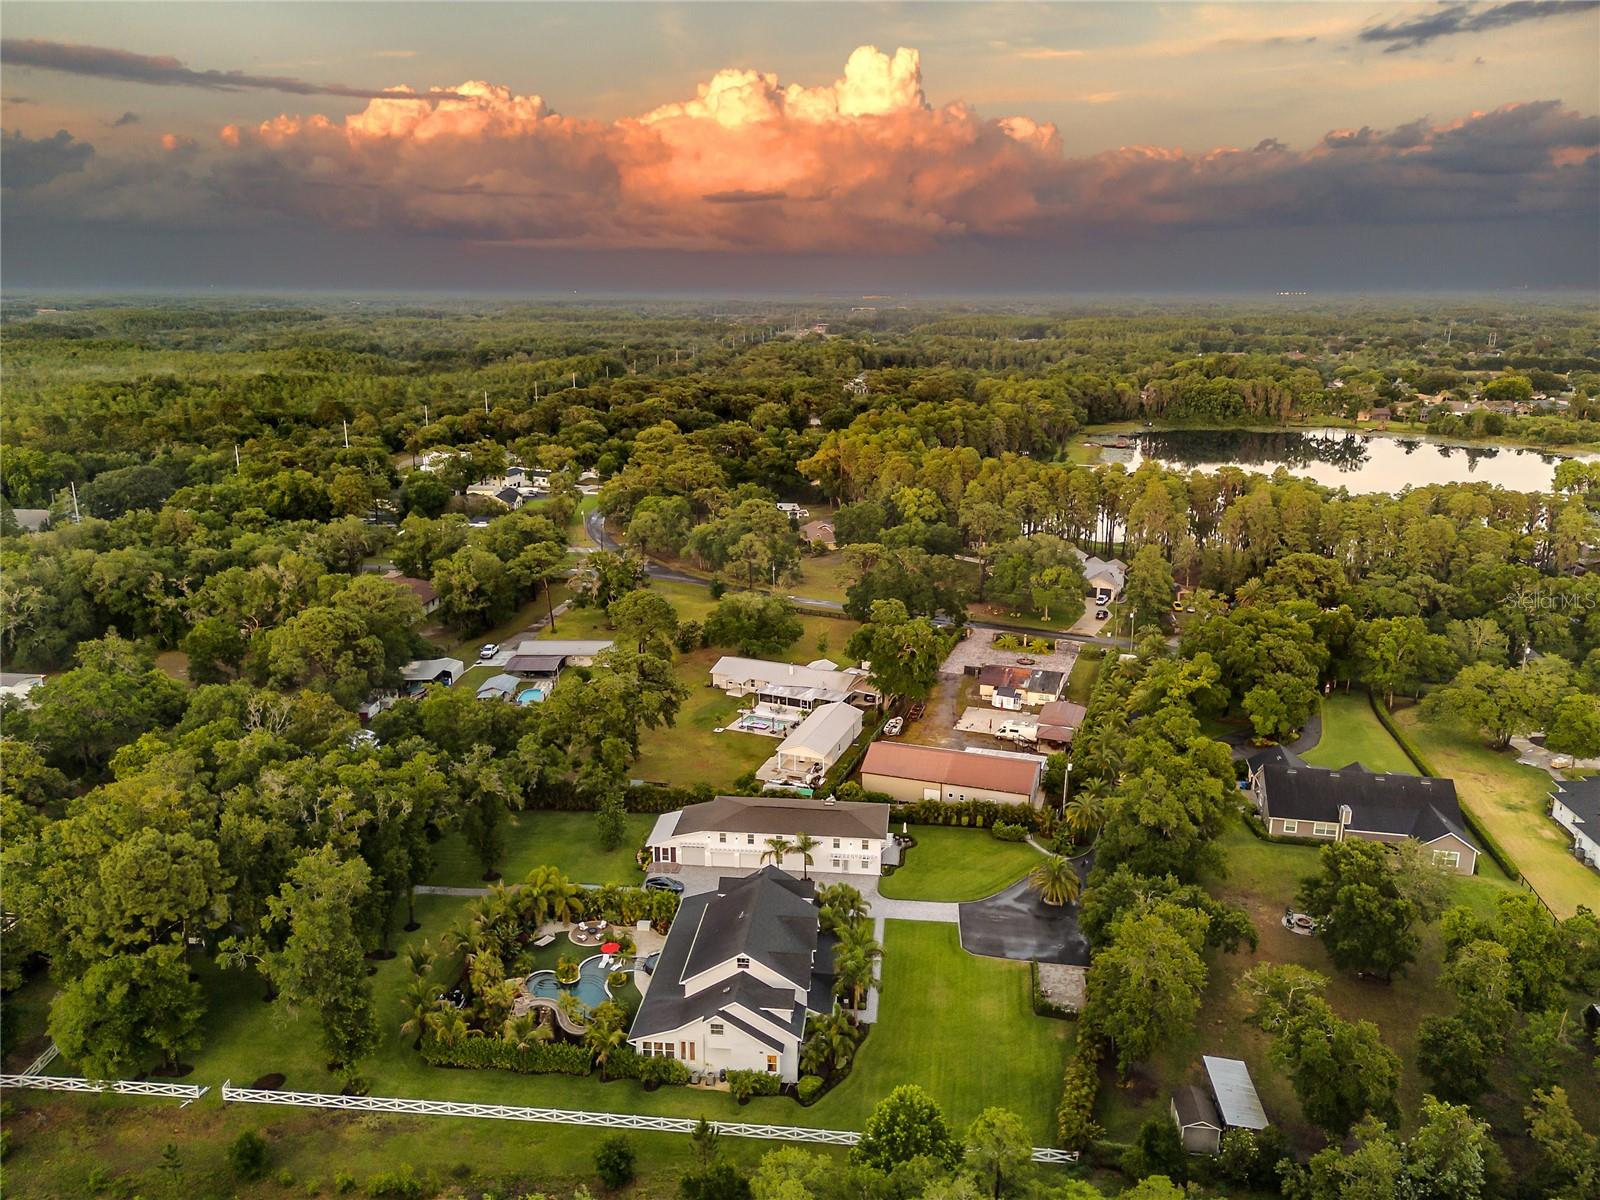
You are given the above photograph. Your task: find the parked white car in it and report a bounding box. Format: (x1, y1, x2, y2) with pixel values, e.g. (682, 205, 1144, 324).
(478, 643, 500, 660)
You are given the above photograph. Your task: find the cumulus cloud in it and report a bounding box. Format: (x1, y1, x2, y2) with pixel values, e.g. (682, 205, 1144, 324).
(1, 128, 93, 189)
(0, 38, 462, 101)
(5, 45, 1597, 256)
(1360, 1, 1599, 52)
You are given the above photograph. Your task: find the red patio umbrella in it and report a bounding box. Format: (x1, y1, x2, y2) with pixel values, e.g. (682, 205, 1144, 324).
(601, 941, 621, 954)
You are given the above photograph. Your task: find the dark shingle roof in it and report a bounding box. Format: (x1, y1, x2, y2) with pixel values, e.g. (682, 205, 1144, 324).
(628, 866, 823, 1042)
(1172, 1084, 1221, 1129)
(1260, 762, 1476, 848)
(675, 796, 889, 842)
(1246, 745, 1305, 772)
(1554, 779, 1600, 833)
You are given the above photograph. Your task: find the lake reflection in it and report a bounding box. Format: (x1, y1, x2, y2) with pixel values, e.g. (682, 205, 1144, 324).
(1092, 428, 1593, 494)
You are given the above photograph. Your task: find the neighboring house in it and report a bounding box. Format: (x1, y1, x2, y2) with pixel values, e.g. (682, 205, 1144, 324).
(401, 657, 465, 693)
(500, 639, 614, 695)
(976, 665, 1065, 708)
(475, 672, 522, 701)
(382, 570, 442, 617)
(1035, 700, 1087, 748)
(1248, 752, 1479, 874)
(356, 691, 398, 723)
(860, 743, 1044, 807)
(711, 656, 881, 712)
(0, 672, 45, 705)
(755, 702, 864, 791)
(776, 502, 811, 520)
(1550, 779, 1600, 869)
(645, 794, 890, 875)
(1070, 549, 1128, 603)
(1171, 1085, 1224, 1155)
(7, 508, 50, 533)
(800, 519, 836, 549)
(627, 865, 835, 1081)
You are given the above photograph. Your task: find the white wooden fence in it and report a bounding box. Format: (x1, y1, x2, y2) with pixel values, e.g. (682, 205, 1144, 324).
(219, 1085, 1077, 1163)
(0, 1073, 208, 1101)
(2, 1074, 1077, 1165)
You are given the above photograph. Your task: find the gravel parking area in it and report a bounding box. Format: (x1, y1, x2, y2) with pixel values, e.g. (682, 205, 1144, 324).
(938, 628, 1080, 678)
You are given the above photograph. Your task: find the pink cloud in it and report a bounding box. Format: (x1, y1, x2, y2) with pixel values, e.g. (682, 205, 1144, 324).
(9, 45, 1596, 253)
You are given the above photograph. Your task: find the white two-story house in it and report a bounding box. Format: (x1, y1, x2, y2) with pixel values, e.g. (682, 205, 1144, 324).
(628, 866, 833, 1082)
(645, 795, 889, 876)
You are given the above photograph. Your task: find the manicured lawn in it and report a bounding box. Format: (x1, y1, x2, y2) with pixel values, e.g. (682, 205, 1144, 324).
(9, 919, 1078, 1198)
(821, 921, 1074, 1141)
(1064, 647, 1101, 705)
(879, 826, 1043, 902)
(427, 809, 657, 887)
(793, 551, 853, 603)
(1302, 692, 1415, 775)
(1393, 706, 1599, 918)
(1094, 814, 1589, 1152)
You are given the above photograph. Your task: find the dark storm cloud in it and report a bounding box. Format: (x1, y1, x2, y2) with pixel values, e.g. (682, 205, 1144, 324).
(111, 111, 140, 127)
(1, 128, 93, 190)
(0, 39, 463, 101)
(1360, 1, 1600, 52)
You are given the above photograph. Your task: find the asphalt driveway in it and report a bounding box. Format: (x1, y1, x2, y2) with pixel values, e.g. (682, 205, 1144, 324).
(957, 867, 1090, 966)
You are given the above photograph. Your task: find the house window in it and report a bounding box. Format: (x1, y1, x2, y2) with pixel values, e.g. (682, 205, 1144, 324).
(766, 1055, 779, 1073)
(718, 833, 727, 844)
(1434, 850, 1461, 869)
(1312, 822, 1339, 837)
(1282, 820, 1299, 834)
(736, 956, 750, 970)
(681, 1042, 695, 1061)
(861, 840, 869, 850)
(832, 838, 840, 849)
(747, 834, 755, 845)
(709, 1023, 724, 1036)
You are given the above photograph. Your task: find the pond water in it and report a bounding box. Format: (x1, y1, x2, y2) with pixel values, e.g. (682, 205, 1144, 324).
(1091, 428, 1595, 494)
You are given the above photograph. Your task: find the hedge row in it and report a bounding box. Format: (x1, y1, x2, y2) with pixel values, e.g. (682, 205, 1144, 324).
(1364, 690, 1524, 882)
(420, 1035, 592, 1076)
(888, 798, 1049, 833)
(726, 1069, 784, 1101)
(1056, 1036, 1102, 1150)
(525, 781, 718, 814)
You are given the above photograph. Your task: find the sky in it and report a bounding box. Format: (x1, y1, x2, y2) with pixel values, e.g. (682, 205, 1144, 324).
(2, 1, 1598, 294)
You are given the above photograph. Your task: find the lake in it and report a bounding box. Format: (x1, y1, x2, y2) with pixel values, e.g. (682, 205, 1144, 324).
(1088, 428, 1596, 494)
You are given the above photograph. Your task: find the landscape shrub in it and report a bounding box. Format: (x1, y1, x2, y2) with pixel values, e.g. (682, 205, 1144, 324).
(890, 798, 1045, 832)
(1056, 1037, 1102, 1149)
(593, 1135, 635, 1188)
(421, 1035, 592, 1076)
(991, 821, 1027, 842)
(364, 1165, 424, 1198)
(227, 1130, 269, 1181)
(334, 1172, 357, 1195)
(1122, 1116, 1187, 1183)
(673, 620, 704, 652)
(796, 1074, 825, 1104)
(725, 1069, 783, 1101)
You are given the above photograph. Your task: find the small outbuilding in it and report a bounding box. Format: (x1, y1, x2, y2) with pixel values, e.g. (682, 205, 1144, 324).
(1171, 1084, 1224, 1155)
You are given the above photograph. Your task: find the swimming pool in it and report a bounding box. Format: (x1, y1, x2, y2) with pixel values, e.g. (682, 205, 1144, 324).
(525, 954, 614, 1010)
(516, 686, 547, 705)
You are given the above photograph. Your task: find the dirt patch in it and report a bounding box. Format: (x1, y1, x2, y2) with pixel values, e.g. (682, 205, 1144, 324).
(150, 1062, 194, 1078)
(251, 1073, 286, 1090)
(1036, 962, 1086, 1013)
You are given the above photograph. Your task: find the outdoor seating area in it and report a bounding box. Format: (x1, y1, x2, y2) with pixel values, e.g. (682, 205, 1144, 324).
(569, 919, 611, 946)
(1282, 908, 1317, 935)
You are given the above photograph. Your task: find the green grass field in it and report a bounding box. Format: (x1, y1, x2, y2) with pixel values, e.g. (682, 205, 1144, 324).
(1064, 647, 1102, 705)
(879, 826, 1043, 902)
(1302, 692, 1416, 774)
(1392, 707, 1599, 918)
(426, 809, 657, 887)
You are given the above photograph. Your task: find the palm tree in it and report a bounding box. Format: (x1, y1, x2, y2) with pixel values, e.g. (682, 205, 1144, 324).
(399, 975, 440, 1051)
(1064, 787, 1108, 842)
(502, 1012, 551, 1051)
(525, 866, 582, 925)
(834, 945, 878, 1010)
(761, 836, 793, 869)
(402, 939, 436, 980)
(425, 1008, 472, 1049)
(1028, 855, 1082, 907)
(817, 884, 869, 932)
(791, 833, 821, 880)
(585, 1002, 629, 1079)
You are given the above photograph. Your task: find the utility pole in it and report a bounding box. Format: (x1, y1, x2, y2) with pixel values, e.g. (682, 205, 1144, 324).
(423, 403, 430, 425)
(342, 419, 349, 449)
(571, 372, 577, 388)
(233, 444, 241, 472)
(484, 391, 490, 415)
(69, 480, 81, 524)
